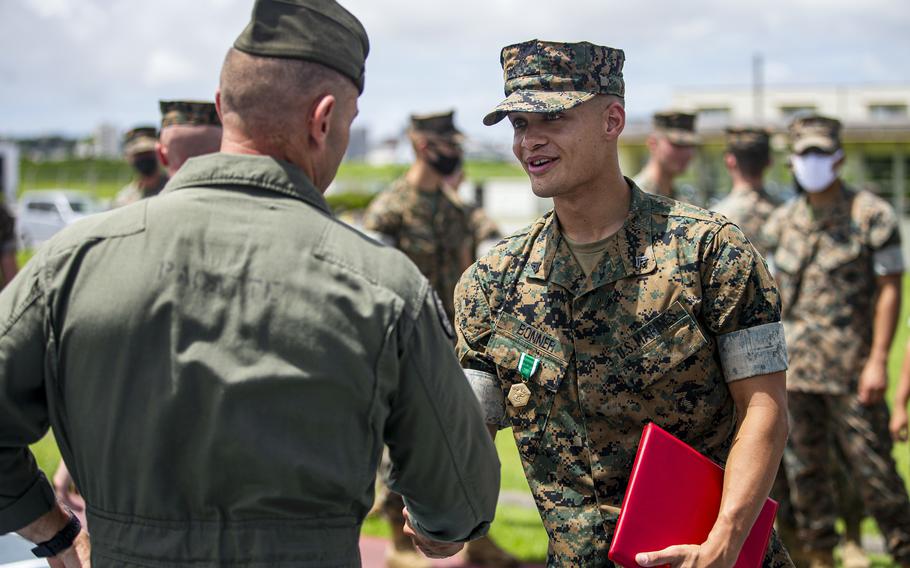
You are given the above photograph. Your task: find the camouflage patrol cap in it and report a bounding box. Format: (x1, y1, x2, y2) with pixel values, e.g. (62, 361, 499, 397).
(725, 126, 770, 153)
(123, 126, 158, 156)
(410, 110, 463, 141)
(789, 114, 841, 154)
(233, 0, 370, 93)
(653, 111, 698, 146)
(483, 39, 625, 126)
(159, 100, 221, 129)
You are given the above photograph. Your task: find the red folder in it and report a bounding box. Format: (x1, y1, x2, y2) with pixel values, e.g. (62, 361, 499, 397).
(608, 423, 778, 568)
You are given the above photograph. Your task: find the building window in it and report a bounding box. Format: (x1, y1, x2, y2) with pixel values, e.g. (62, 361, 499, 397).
(865, 155, 895, 205)
(779, 105, 817, 121)
(869, 104, 908, 121)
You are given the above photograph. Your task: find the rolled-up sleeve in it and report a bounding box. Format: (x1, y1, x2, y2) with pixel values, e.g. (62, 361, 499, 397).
(701, 224, 788, 382)
(384, 288, 500, 543)
(0, 254, 56, 534)
(453, 264, 509, 429)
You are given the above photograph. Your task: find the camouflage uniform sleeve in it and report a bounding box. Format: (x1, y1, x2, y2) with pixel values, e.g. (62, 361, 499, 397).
(362, 191, 402, 243)
(700, 223, 788, 382)
(758, 205, 784, 270)
(0, 250, 56, 533)
(453, 263, 506, 428)
(865, 199, 904, 276)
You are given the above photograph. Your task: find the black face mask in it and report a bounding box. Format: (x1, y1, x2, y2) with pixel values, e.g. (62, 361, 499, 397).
(132, 155, 159, 177)
(427, 152, 462, 176)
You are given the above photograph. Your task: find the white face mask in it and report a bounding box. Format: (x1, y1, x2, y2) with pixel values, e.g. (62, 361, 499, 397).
(791, 150, 843, 193)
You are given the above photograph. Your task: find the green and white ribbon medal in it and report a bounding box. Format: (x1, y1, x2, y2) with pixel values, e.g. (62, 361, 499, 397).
(517, 352, 540, 380)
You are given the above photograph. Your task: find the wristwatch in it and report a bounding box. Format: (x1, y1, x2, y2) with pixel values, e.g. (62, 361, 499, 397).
(31, 512, 81, 558)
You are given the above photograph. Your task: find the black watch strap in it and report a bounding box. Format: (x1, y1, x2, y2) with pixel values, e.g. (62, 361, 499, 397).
(31, 512, 81, 558)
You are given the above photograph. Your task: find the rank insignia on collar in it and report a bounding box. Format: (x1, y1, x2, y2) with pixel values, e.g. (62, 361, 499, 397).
(517, 352, 540, 379)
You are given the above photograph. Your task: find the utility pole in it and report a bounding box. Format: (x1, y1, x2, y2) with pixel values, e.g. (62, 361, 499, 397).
(753, 53, 764, 124)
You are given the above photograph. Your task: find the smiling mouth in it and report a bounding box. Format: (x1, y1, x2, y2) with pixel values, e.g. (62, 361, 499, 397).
(527, 157, 559, 174)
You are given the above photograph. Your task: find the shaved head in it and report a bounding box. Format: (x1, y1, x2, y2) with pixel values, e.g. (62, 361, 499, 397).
(219, 48, 353, 144)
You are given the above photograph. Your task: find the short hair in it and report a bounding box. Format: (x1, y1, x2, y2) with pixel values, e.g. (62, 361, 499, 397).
(730, 147, 770, 178)
(219, 48, 350, 140)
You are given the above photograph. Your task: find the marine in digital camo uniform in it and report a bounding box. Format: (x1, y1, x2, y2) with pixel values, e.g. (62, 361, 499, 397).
(456, 39, 793, 567)
(364, 112, 518, 568)
(763, 115, 910, 568)
(711, 127, 779, 259)
(363, 111, 474, 327)
(632, 111, 698, 202)
(712, 127, 870, 568)
(0, 1, 500, 566)
(113, 126, 169, 208)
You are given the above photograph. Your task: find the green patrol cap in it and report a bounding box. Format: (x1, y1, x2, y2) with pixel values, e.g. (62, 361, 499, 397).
(789, 114, 841, 154)
(483, 39, 625, 126)
(410, 110, 463, 141)
(159, 100, 221, 129)
(123, 126, 158, 156)
(725, 126, 770, 153)
(233, 0, 370, 94)
(654, 111, 698, 146)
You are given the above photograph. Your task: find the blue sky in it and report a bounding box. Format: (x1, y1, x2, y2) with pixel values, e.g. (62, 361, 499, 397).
(1, 0, 908, 143)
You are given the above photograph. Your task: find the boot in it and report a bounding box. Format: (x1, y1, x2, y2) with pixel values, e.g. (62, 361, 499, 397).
(806, 549, 835, 568)
(464, 535, 520, 567)
(839, 538, 870, 568)
(386, 521, 431, 568)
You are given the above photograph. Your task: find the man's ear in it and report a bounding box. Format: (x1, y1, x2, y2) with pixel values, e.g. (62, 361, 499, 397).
(155, 141, 169, 168)
(215, 90, 224, 122)
(723, 152, 737, 172)
(603, 101, 625, 139)
(309, 93, 337, 150)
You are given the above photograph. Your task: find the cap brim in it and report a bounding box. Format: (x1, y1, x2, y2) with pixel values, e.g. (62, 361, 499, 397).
(662, 129, 700, 146)
(483, 90, 596, 126)
(793, 135, 838, 154)
(125, 138, 158, 156)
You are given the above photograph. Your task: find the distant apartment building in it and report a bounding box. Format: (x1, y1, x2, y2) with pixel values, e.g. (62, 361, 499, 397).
(92, 123, 122, 158)
(619, 84, 910, 219)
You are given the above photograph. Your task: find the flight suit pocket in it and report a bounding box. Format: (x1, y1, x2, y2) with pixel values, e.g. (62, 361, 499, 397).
(616, 301, 708, 390)
(486, 313, 570, 459)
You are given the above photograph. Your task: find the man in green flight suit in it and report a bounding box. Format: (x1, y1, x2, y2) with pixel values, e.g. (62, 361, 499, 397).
(0, 1, 500, 566)
(456, 39, 793, 567)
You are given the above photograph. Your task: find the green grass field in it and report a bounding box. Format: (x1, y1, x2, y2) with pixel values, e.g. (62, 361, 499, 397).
(15, 158, 526, 203)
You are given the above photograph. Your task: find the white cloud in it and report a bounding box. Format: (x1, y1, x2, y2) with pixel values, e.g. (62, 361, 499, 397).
(144, 50, 200, 87)
(24, 0, 73, 19)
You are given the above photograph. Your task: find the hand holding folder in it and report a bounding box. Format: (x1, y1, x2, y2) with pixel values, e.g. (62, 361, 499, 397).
(608, 423, 778, 568)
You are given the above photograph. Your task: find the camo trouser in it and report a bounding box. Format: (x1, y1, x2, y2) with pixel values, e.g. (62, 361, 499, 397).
(785, 392, 910, 563)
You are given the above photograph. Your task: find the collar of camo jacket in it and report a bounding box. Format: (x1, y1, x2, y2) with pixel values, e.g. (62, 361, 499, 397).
(525, 179, 657, 296)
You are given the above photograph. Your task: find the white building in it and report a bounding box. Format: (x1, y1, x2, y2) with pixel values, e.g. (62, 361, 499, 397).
(670, 83, 910, 127)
